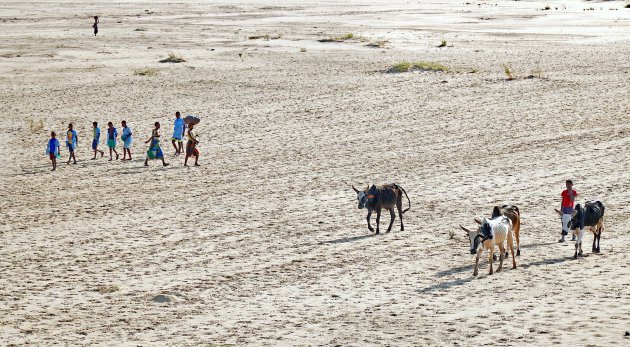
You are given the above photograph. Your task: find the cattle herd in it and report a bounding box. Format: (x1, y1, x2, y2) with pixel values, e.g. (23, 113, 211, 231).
(353, 184, 606, 276)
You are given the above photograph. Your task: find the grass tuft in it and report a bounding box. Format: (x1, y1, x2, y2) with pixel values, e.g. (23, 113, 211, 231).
(392, 61, 412, 73)
(98, 285, 120, 293)
(528, 68, 545, 79)
(413, 61, 449, 72)
(438, 40, 447, 47)
(159, 52, 186, 63)
(502, 64, 514, 80)
(26, 118, 44, 132)
(248, 33, 282, 41)
(133, 67, 158, 76)
(367, 40, 387, 48)
(389, 61, 449, 73)
(318, 33, 357, 42)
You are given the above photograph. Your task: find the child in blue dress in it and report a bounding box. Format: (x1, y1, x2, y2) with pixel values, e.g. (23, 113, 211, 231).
(107, 121, 119, 161)
(121, 120, 133, 160)
(47, 131, 60, 171)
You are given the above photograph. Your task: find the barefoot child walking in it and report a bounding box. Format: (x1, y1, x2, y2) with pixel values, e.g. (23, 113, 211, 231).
(184, 123, 200, 166)
(66, 123, 78, 164)
(171, 112, 185, 155)
(106, 121, 119, 161)
(121, 120, 133, 160)
(91, 122, 104, 159)
(47, 131, 61, 171)
(145, 122, 169, 167)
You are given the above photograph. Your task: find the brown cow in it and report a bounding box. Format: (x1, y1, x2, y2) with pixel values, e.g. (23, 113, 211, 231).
(491, 205, 521, 256)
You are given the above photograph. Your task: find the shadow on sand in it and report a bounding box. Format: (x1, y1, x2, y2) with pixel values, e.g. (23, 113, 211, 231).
(318, 233, 376, 245)
(417, 256, 573, 294)
(416, 276, 475, 294)
(434, 241, 561, 278)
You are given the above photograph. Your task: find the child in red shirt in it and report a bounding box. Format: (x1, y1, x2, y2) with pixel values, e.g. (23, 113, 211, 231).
(559, 180, 578, 242)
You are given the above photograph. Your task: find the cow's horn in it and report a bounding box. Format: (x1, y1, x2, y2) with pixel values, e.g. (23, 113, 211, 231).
(554, 208, 563, 217)
(474, 217, 482, 225)
(460, 225, 471, 233)
(352, 185, 359, 193)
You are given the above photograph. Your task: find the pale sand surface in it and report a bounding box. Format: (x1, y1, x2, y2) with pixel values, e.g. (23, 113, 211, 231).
(1, 0, 630, 345)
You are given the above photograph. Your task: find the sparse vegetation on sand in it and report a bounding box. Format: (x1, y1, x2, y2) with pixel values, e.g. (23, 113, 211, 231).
(248, 33, 282, 40)
(159, 52, 186, 63)
(318, 33, 358, 42)
(528, 68, 544, 79)
(26, 118, 44, 132)
(392, 61, 412, 72)
(438, 40, 447, 47)
(134, 67, 158, 76)
(625, 4, 630, 9)
(389, 61, 450, 73)
(367, 40, 387, 48)
(502, 64, 514, 80)
(98, 285, 120, 293)
(299, 47, 307, 53)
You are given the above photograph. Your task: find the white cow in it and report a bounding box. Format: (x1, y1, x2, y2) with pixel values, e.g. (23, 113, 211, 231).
(460, 216, 516, 276)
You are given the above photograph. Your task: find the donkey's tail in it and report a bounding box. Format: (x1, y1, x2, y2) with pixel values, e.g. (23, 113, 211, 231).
(398, 185, 411, 214)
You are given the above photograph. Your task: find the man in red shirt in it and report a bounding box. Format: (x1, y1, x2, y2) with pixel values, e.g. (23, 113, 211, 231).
(559, 180, 578, 242)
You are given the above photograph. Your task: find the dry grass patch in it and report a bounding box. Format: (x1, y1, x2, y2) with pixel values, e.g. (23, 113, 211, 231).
(318, 33, 359, 42)
(248, 33, 282, 40)
(389, 61, 450, 73)
(159, 52, 185, 63)
(367, 40, 388, 48)
(134, 67, 158, 76)
(26, 118, 44, 132)
(98, 285, 120, 293)
(502, 64, 515, 80)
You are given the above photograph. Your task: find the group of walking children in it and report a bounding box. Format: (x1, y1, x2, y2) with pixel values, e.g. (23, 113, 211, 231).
(45, 112, 199, 171)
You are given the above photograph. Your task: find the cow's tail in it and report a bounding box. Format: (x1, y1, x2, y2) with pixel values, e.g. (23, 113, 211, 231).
(399, 185, 411, 214)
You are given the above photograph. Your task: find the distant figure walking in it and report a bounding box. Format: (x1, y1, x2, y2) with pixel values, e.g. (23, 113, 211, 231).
(184, 123, 200, 166)
(66, 123, 78, 164)
(145, 122, 169, 167)
(47, 131, 60, 171)
(121, 120, 133, 160)
(91, 121, 104, 159)
(106, 121, 119, 161)
(93, 16, 99, 36)
(171, 111, 185, 156)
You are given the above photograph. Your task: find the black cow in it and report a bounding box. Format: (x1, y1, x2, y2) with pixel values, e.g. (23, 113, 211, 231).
(352, 183, 411, 234)
(569, 201, 605, 259)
